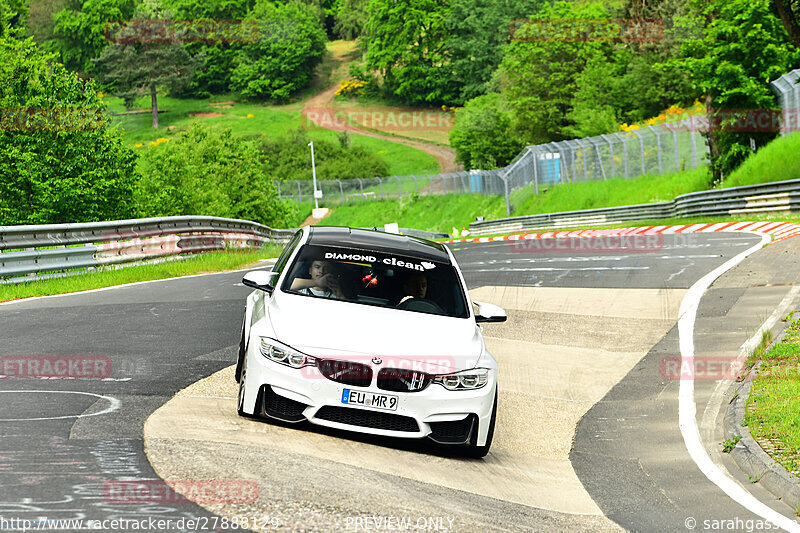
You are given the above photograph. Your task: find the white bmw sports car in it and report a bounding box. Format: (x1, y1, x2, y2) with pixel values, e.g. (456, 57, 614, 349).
(236, 226, 506, 457)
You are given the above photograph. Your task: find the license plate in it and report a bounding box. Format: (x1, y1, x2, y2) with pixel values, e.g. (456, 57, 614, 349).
(341, 389, 398, 411)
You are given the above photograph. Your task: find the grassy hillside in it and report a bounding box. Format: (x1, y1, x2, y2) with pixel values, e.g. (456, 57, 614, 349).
(105, 95, 440, 177)
(722, 133, 800, 188)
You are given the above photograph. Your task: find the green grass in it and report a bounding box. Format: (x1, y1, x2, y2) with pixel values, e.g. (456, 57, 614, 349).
(0, 247, 282, 303)
(319, 193, 507, 233)
(723, 133, 800, 188)
(509, 167, 711, 215)
(745, 318, 800, 476)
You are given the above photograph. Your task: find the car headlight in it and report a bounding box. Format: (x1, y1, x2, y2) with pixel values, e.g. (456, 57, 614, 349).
(259, 338, 315, 369)
(433, 368, 489, 390)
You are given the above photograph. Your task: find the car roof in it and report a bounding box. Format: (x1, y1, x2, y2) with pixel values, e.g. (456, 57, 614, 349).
(306, 227, 451, 263)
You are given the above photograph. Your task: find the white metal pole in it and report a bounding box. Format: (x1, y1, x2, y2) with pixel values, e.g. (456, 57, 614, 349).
(308, 141, 319, 210)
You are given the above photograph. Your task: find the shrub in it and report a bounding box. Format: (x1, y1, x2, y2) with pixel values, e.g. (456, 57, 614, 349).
(0, 36, 138, 225)
(136, 124, 296, 227)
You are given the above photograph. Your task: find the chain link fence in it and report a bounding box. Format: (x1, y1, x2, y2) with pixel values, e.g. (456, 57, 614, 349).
(278, 117, 716, 216)
(771, 68, 800, 136)
(274, 170, 506, 204)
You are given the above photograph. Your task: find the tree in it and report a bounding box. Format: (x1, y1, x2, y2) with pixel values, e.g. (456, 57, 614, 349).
(52, 0, 137, 74)
(230, 0, 327, 101)
(0, 36, 138, 224)
(334, 0, 368, 39)
(446, 0, 544, 104)
(364, 0, 457, 105)
(499, 1, 611, 144)
(673, 0, 798, 181)
(164, 0, 254, 96)
(772, 0, 800, 49)
(92, 0, 198, 128)
(449, 93, 525, 169)
(136, 124, 296, 227)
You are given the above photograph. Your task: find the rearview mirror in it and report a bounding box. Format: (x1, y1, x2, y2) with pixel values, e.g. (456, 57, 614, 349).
(474, 301, 507, 323)
(242, 271, 277, 294)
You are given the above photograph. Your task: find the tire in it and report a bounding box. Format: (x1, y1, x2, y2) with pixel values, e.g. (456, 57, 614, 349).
(237, 354, 248, 417)
(461, 388, 497, 458)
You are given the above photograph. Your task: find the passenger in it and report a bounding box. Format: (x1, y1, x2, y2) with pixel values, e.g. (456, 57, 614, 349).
(398, 272, 427, 304)
(290, 260, 346, 299)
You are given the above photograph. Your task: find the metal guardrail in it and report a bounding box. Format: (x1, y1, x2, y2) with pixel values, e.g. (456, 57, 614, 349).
(469, 179, 800, 236)
(0, 216, 296, 283)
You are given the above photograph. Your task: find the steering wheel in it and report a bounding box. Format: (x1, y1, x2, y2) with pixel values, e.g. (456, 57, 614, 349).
(397, 298, 446, 315)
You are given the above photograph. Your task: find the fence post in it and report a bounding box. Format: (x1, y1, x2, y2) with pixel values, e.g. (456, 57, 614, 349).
(274, 180, 281, 199)
(357, 178, 364, 200)
(690, 116, 698, 169)
(649, 126, 663, 175)
(295, 180, 302, 202)
(530, 146, 540, 194)
(336, 179, 344, 203)
(396, 176, 402, 198)
(630, 129, 645, 176)
(603, 135, 615, 178)
(378, 177, 384, 199)
(412, 175, 418, 192)
(623, 138, 629, 179)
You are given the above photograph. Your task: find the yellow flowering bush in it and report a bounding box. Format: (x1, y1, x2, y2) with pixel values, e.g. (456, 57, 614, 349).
(335, 79, 366, 97)
(619, 99, 705, 132)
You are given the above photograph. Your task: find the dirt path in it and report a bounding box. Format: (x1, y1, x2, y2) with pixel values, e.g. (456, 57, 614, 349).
(302, 53, 461, 174)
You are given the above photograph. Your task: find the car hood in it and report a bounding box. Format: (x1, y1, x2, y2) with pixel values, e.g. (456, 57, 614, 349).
(266, 293, 482, 373)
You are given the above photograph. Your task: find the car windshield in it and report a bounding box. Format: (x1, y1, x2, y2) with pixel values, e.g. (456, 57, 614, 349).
(281, 244, 469, 318)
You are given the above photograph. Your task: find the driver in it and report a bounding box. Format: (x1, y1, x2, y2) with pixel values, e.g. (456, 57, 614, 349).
(290, 260, 346, 299)
(398, 273, 427, 304)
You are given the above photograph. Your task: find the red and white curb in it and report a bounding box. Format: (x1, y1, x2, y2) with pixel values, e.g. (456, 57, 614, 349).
(445, 221, 800, 245)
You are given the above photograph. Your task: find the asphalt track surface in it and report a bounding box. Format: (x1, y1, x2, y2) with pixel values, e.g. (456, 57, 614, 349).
(1, 233, 799, 532)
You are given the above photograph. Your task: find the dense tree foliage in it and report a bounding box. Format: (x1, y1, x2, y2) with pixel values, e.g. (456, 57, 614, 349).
(446, 0, 544, 104)
(449, 93, 524, 170)
(52, 0, 137, 74)
(673, 0, 798, 181)
(0, 36, 138, 224)
(136, 124, 295, 226)
(499, 1, 611, 144)
(365, 0, 457, 105)
(230, 0, 327, 101)
(164, 0, 254, 96)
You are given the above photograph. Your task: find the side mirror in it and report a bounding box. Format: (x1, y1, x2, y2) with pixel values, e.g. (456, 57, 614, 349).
(242, 271, 277, 294)
(474, 301, 507, 323)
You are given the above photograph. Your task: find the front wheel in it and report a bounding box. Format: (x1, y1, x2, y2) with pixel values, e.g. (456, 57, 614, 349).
(461, 388, 497, 458)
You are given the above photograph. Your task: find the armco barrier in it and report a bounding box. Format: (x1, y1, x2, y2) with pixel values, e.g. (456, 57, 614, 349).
(469, 178, 800, 236)
(0, 216, 296, 283)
